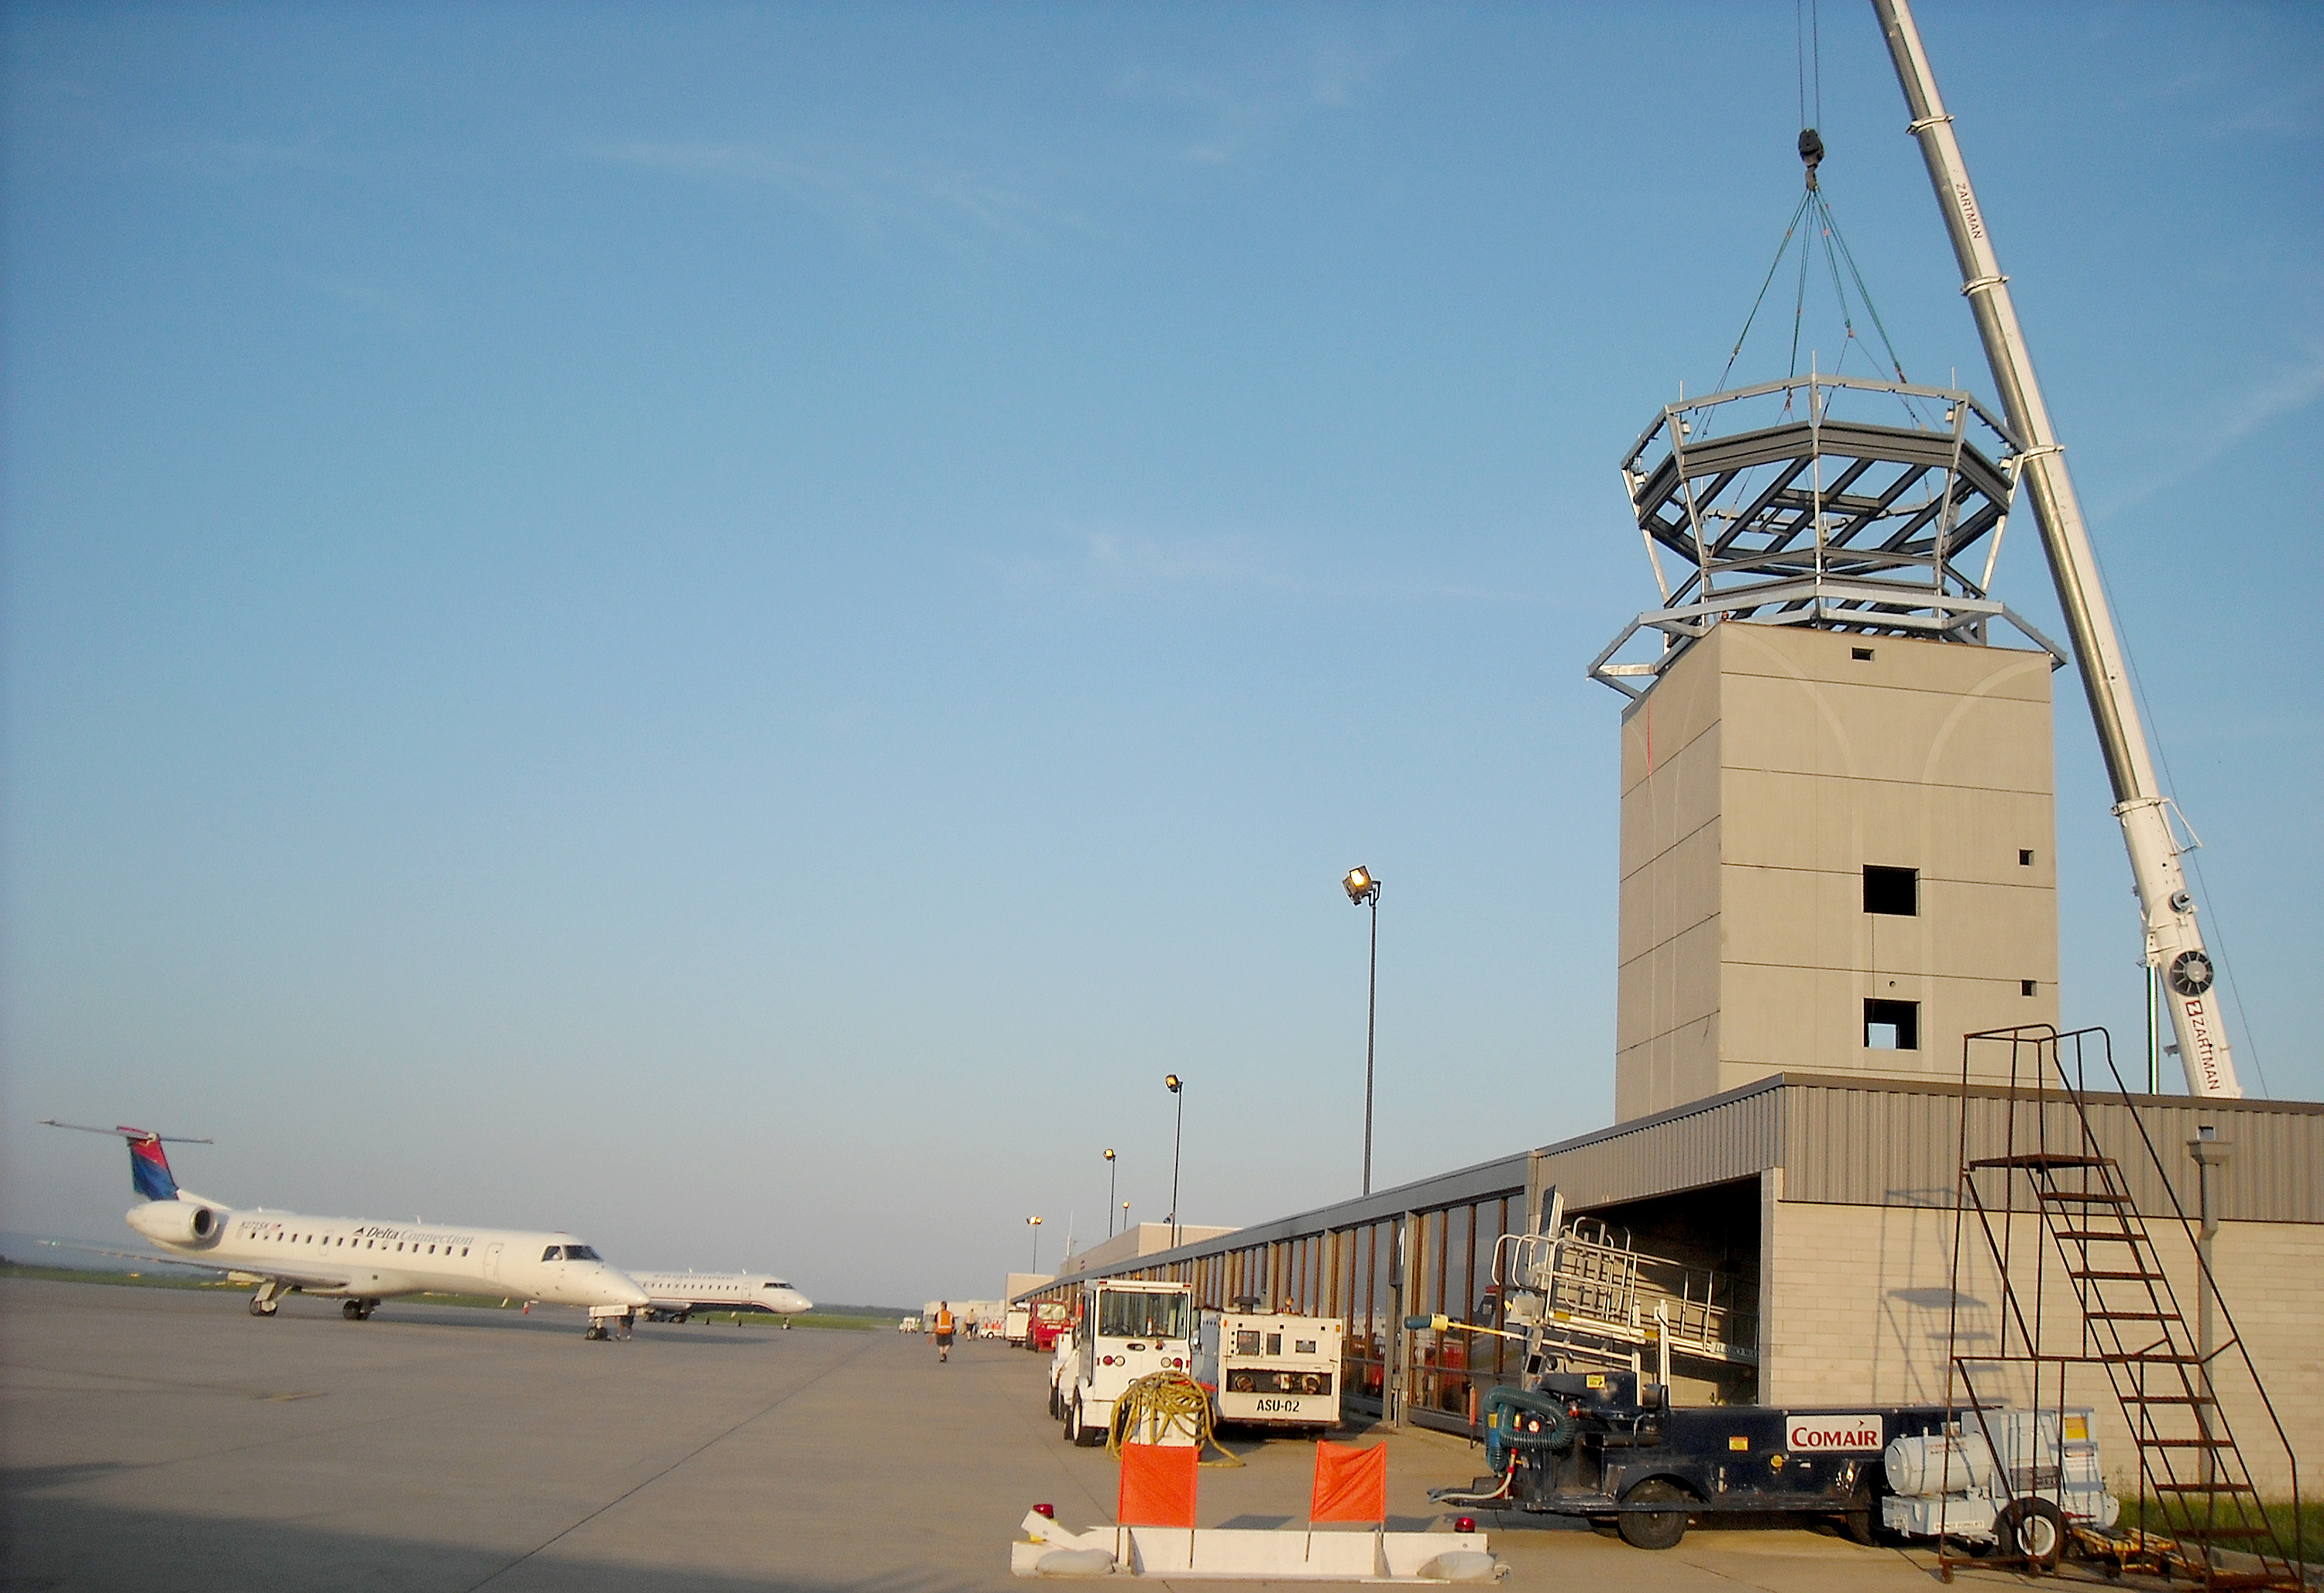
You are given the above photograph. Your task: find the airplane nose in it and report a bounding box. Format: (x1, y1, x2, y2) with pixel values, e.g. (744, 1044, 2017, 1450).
(607, 1269, 650, 1307)
(789, 1294, 814, 1313)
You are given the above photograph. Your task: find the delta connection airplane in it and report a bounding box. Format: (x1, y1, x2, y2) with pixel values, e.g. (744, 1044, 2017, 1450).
(632, 1271, 813, 1323)
(44, 1121, 651, 1338)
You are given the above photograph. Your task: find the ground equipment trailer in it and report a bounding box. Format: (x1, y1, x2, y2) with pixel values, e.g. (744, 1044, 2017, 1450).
(1195, 1308, 1343, 1434)
(1049, 1278, 1195, 1447)
(1434, 1371, 2116, 1560)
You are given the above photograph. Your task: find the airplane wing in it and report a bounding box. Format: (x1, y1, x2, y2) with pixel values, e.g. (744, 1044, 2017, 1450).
(35, 1241, 349, 1292)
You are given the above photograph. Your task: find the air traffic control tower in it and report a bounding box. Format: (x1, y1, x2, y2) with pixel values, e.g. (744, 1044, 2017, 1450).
(1590, 374, 2067, 1121)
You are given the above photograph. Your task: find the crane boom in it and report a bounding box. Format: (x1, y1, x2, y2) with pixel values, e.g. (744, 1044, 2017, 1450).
(1870, 0, 2240, 1097)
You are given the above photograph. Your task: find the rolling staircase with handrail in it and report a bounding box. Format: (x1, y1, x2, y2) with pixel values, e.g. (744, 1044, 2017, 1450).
(1948, 1025, 2306, 1590)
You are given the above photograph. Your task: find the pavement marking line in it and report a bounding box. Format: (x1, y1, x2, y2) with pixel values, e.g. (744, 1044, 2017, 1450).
(456, 1330, 885, 1593)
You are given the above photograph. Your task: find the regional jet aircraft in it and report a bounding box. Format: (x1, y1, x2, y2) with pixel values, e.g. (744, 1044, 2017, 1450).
(631, 1271, 813, 1323)
(45, 1122, 651, 1338)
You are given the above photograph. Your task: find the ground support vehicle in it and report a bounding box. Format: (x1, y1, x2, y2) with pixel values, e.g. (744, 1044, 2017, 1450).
(1435, 1370, 1951, 1549)
(1881, 1409, 2117, 1572)
(1050, 1279, 1194, 1447)
(1194, 1309, 1343, 1435)
(1027, 1297, 1069, 1353)
(1002, 1306, 1030, 1346)
(1433, 1371, 2119, 1559)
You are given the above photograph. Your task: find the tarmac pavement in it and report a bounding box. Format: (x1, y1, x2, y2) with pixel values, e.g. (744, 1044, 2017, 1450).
(3, 1276, 2113, 1590)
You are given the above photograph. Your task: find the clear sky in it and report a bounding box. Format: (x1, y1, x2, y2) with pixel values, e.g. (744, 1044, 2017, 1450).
(4, 2, 2318, 1309)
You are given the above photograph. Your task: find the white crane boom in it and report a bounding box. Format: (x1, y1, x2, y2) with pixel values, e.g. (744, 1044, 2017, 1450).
(1871, 0, 2239, 1097)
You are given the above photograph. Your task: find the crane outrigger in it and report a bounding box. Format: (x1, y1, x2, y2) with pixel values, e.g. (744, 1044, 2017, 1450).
(1872, 0, 2240, 1097)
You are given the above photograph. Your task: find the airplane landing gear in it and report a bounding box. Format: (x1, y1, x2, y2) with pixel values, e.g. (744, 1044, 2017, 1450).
(249, 1282, 284, 1317)
(585, 1320, 608, 1341)
(341, 1299, 378, 1320)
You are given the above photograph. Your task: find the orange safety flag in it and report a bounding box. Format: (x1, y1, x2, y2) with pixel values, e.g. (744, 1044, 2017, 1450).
(1309, 1440, 1387, 1525)
(1117, 1441, 1199, 1528)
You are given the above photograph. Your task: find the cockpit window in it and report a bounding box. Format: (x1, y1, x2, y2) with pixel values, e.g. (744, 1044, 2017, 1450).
(565, 1245, 600, 1261)
(542, 1245, 562, 1262)
(764, 1282, 787, 1291)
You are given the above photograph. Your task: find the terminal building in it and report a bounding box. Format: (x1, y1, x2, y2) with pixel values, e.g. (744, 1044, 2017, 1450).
(1023, 376, 2322, 1494)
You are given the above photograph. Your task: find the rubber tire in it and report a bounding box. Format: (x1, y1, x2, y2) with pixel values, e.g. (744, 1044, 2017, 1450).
(343, 1300, 364, 1320)
(1615, 1479, 1692, 1551)
(1841, 1470, 1881, 1546)
(1071, 1399, 1102, 1448)
(249, 1297, 277, 1317)
(1996, 1497, 2065, 1572)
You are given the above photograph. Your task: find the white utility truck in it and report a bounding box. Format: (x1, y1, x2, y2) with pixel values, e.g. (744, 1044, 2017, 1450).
(1002, 1306, 1031, 1346)
(1050, 1278, 1195, 1447)
(1195, 1308, 1344, 1434)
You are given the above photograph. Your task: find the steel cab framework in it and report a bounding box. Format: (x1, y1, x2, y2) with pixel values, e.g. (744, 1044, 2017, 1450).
(1591, 373, 2064, 698)
(1055, 1279, 1195, 1447)
(1195, 1309, 1344, 1433)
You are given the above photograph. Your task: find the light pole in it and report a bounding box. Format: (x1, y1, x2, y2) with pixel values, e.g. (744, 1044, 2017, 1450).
(1164, 1074, 1184, 1253)
(1344, 865, 1382, 1196)
(1026, 1215, 1043, 1274)
(1105, 1148, 1119, 1238)
(1121, 1199, 1131, 1238)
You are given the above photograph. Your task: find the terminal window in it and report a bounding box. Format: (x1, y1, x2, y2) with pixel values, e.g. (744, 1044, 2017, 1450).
(1865, 999, 1920, 1050)
(1864, 865, 1919, 916)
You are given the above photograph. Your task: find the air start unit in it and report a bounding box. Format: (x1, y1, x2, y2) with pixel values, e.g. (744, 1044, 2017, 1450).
(1195, 1309, 1343, 1434)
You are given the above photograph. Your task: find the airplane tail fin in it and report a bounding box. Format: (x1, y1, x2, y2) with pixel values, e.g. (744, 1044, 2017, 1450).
(41, 1120, 211, 1202)
(125, 1131, 179, 1200)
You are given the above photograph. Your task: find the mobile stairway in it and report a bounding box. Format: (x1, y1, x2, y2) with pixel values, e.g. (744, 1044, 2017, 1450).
(1492, 1190, 1757, 1390)
(1946, 1025, 2306, 1589)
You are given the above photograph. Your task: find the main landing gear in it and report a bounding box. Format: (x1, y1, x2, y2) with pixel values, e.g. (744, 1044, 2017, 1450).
(342, 1299, 379, 1320)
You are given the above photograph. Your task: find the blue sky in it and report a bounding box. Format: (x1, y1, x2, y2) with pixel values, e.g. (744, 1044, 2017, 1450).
(4, 2, 2318, 1308)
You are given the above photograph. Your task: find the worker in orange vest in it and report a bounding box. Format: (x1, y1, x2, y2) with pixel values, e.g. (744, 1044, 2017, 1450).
(932, 1302, 956, 1363)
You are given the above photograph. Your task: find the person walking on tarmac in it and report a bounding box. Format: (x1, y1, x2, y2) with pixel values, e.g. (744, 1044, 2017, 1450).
(932, 1301, 957, 1362)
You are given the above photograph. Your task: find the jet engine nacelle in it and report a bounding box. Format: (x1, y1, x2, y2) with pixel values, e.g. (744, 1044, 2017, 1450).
(126, 1199, 222, 1248)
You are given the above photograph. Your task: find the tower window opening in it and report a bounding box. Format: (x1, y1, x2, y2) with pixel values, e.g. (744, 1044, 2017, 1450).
(1865, 999, 1920, 1051)
(2020, 849, 2035, 866)
(1863, 865, 1919, 916)
(2022, 980, 2038, 997)
(1851, 647, 1875, 661)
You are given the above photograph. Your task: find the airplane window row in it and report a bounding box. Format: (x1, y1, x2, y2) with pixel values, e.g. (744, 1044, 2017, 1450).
(263, 1232, 470, 1258)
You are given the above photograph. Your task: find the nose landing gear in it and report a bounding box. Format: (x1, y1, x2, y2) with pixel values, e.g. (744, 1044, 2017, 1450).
(248, 1281, 286, 1317)
(341, 1299, 378, 1320)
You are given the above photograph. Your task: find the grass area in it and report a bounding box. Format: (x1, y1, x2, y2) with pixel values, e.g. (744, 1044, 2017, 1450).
(2, 1262, 906, 1332)
(2, 1260, 239, 1290)
(2117, 1495, 2322, 1562)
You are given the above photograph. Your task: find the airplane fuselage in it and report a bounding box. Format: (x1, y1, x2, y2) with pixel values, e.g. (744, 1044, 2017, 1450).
(127, 1195, 648, 1310)
(631, 1271, 813, 1319)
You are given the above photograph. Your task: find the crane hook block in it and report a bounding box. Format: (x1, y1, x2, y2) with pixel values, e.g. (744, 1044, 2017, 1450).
(1799, 127, 1825, 189)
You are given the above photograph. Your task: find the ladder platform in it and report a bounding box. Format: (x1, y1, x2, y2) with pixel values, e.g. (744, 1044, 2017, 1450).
(2089, 1310, 2178, 1321)
(2037, 1190, 2132, 1203)
(1970, 1153, 2116, 1169)
(2101, 1351, 2203, 1364)
(2123, 1393, 2216, 1406)
(2151, 1481, 2257, 1495)
(2137, 1437, 2238, 1449)
(2071, 1269, 2166, 1281)
(2051, 1229, 2144, 1241)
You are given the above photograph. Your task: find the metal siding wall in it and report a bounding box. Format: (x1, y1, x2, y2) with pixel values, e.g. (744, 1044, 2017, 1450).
(1534, 1084, 1784, 1211)
(1782, 1080, 2322, 1223)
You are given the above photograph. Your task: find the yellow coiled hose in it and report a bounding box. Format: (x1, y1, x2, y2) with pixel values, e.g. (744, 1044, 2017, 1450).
(1104, 1370, 1245, 1467)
